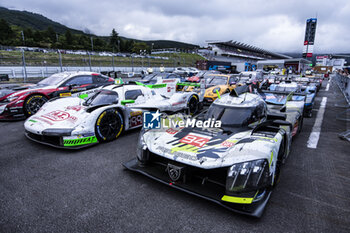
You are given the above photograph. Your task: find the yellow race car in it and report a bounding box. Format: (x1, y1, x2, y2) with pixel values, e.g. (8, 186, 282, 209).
(202, 74, 240, 104)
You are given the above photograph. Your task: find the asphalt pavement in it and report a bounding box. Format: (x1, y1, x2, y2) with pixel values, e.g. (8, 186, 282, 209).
(0, 78, 349, 233)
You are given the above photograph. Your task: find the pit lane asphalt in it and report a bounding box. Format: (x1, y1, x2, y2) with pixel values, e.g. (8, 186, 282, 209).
(0, 78, 349, 233)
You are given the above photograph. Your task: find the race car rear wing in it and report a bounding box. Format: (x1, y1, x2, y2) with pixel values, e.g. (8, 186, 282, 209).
(258, 90, 307, 96)
(176, 80, 205, 102)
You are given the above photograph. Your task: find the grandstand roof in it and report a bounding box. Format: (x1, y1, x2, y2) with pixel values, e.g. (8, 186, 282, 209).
(207, 40, 291, 60)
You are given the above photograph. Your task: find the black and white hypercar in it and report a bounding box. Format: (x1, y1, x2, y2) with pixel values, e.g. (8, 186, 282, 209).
(124, 86, 297, 217)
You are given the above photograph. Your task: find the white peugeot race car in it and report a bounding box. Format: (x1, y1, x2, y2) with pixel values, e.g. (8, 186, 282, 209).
(24, 82, 202, 149)
(124, 86, 297, 217)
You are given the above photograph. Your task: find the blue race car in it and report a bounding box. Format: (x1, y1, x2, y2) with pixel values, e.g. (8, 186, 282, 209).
(269, 82, 315, 117)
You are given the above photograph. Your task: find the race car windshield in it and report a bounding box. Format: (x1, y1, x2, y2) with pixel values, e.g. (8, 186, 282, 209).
(37, 73, 69, 86)
(84, 90, 119, 106)
(197, 71, 206, 77)
(206, 104, 255, 127)
(238, 76, 252, 83)
(208, 77, 227, 85)
(264, 94, 305, 104)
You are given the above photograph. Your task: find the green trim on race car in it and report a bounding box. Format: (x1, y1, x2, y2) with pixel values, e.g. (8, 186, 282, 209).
(221, 190, 259, 204)
(216, 89, 221, 99)
(79, 93, 89, 99)
(135, 82, 167, 89)
(121, 99, 135, 105)
(221, 195, 254, 204)
(63, 136, 98, 147)
(177, 82, 200, 87)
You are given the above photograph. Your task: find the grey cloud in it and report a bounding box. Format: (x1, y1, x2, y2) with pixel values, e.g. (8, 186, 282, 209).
(1, 0, 350, 52)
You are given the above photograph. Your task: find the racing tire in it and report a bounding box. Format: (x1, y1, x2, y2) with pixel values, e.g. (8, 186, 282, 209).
(297, 117, 303, 134)
(273, 137, 285, 187)
(24, 94, 48, 117)
(95, 109, 124, 142)
(306, 110, 312, 118)
(187, 95, 199, 115)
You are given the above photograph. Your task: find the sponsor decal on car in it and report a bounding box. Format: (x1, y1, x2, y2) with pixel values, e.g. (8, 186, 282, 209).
(162, 79, 176, 83)
(166, 128, 180, 134)
(156, 146, 199, 161)
(42, 110, 70, 121)
(171, 101, 186, 106)
(63, 136, 98, 146)
(130, 111, 143, 117)
(179, 133, 210, 148)
(220, 139, 238, 147)
(66, 105, 83, 111)
(32, 116, 53, 125)
(59, 92, 71, 97)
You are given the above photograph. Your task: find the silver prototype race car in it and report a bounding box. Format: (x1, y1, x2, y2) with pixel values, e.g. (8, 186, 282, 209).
(24, 81, 202, 149)
(124, 86, 299, 217)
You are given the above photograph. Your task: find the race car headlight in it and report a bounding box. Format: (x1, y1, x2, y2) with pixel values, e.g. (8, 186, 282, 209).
(212, 87, 221, 94)
(226, 159, 269, 193)
(136, 129, 149, 163)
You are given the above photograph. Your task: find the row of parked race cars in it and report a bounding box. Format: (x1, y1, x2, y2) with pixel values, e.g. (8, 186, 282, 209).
(0, 70, 324, 217)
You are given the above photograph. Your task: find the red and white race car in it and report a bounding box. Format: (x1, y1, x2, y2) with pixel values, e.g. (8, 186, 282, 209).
(0, 71, 114, 120)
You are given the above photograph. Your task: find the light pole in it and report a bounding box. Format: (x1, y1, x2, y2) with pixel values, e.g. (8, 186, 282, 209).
(21, 31, 25, 46)
(90, 37, 94, 52)
(21, 48, 27, 82)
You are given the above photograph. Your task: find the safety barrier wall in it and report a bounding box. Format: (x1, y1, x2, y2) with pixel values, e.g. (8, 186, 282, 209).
(334, 73, 350, 141)
(0, 66, 174, 80)
(335, 73, 350, 106)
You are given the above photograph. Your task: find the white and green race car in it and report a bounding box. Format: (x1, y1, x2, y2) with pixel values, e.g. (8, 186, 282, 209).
(24, 81, 202, 149)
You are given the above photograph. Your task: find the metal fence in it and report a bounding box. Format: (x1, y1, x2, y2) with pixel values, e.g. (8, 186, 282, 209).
(335, 73, 350, 106)
(0, 50, 199, 79)
(334, 73, 350, 141)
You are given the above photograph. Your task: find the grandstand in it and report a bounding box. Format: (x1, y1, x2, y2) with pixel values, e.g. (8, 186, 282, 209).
(199, 40, 291, 71)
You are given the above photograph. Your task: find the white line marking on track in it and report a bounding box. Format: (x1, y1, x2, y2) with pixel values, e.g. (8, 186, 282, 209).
(307, 97, 328, 149)
(325, 82, 330, 91)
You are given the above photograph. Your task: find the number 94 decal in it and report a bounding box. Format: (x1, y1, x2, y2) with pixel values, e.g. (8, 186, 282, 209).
(180, 133, 211, 148)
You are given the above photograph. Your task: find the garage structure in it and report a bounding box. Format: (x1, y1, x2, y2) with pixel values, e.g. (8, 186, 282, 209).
(257, 58, 312, 73)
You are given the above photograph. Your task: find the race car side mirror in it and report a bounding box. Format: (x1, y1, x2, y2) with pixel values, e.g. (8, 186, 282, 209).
(121, 99, 135, 105)
(68, 84, 79, 90)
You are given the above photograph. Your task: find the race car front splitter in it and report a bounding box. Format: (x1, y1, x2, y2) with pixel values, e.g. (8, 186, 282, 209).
(123, 158, 272, 218)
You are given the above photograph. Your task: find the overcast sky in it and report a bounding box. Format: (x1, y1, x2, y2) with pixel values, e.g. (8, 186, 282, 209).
(1, 0, 350, 53)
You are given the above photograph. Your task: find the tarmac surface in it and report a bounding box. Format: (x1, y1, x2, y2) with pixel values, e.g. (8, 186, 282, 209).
(0, 78, 349, 232)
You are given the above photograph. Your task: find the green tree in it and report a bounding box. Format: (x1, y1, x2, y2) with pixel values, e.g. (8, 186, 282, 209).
(77, 34, 89, 50)
(109, 28, 119, 51)
(33, 30, 43, 43)
(23, 28, 33, 39)
(123, 39, 134, 52)
(45, 26, 57, 43)
(0, 19, 14, 44)
(65, 30, 73, 46)
(131, 42, 149, 54)
(94, 37, 107, 51)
